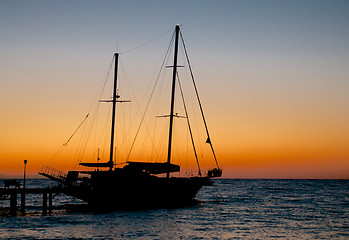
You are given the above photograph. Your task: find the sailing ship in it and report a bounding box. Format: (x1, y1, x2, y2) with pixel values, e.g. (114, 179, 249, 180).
(40, 25, 222, 209)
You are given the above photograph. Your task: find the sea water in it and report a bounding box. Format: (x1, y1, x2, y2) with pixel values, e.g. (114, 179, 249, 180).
(0, 179, 348, 239)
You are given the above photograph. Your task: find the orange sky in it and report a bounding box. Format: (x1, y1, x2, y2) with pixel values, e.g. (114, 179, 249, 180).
(1, 1, 349, 179)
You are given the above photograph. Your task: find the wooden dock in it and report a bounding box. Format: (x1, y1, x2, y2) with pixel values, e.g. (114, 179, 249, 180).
(0, 187, 64, 216)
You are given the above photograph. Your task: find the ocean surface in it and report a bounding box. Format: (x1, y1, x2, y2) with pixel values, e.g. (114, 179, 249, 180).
(0, 179, 348, 239)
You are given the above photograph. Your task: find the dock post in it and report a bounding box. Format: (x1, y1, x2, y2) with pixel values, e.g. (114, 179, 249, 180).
(48, 189, 52, 215)
(10, 193, 17, 216)
(21, 191, 26, 214)
(43, 191, 47, 215)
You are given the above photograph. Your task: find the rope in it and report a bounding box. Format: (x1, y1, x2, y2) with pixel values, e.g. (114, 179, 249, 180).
(177, 72, 202, 176)
(74, 55, 116, 166)
(180, 30, 220, 170)
(63, 114, 89, 146)
(120, 27, 173, 54)
(126, 30, 176, 161)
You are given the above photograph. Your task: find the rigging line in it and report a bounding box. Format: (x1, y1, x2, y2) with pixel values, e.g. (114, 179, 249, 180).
(126, 30, 176, 161)
(118, 59, 144, 145)
(127, 31, 175, 161)
(95, 105, 111, 157)
(119, 52, 159, 154)
(114, 63, 137, 158)
(46, 145, 65, 166)
(75, 55, 115, 165)
(97, 55, 115, 105)
(73, 96, 103, 166)
(77, 107, 102, 163)
(86, 55, 115, 159)
(74, 55, 113, 163)
(85, 55, 115, 114)
(44, 57, 114, 166)
(177, 71, 202, 176)
(120, 27, 173, 54)
(180, 31, 220, 170)
(63, 114, 90, 146)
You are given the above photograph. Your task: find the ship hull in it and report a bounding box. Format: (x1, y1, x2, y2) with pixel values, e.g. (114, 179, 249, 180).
(63, 170, 210, 209)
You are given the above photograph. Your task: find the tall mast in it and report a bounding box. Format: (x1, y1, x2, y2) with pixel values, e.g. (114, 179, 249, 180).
(108, 53, 119, 171)
(166, 25, 180, 175)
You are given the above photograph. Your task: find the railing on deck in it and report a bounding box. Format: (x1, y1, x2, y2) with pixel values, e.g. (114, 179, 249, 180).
(39, 166, 67, 181)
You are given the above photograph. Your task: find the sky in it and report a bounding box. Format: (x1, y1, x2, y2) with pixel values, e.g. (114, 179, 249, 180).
(1, 0, 349, 179)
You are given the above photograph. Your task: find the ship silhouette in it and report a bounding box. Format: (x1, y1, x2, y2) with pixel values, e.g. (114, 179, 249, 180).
(40, 25, 221, 209)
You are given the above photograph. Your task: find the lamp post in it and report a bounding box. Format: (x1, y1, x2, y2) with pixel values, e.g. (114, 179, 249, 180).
(23, 159, 27, 189)
(21, 159, 28, 214)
